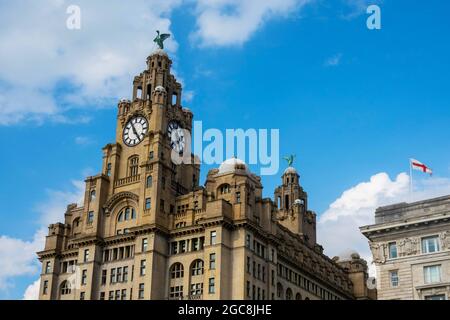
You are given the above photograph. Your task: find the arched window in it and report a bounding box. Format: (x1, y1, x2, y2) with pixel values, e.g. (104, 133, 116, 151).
(277, 283, 283, 299)
(286, 288, 293, 300)
(60, 281, 71, 295)
(170, 263, 184, 279)
(89, 190, 96, 202)
(146, 176, 153, 188)
(218, 184, 231, 195)
(296, 293, 302, 300)
(191, 260, 204, 276)
(129, 156, 139, 177)
(117, 207, 136, 222)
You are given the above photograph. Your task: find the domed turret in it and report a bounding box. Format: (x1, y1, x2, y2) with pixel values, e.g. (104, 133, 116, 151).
(217, 158, 250, 175)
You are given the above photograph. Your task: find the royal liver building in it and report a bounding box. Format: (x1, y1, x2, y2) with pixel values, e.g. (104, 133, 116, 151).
(37, 42, 375, 300)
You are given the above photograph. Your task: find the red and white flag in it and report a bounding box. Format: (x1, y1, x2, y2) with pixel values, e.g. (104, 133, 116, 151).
(410, 158, 433, 175)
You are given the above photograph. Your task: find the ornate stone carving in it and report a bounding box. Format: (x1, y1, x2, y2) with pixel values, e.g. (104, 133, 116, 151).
(369, 242, 386, 263)
(440, 231, 450, 250)
(399, 237, 419, 256)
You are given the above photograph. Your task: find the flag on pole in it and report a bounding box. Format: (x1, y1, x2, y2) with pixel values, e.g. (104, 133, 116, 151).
(410, 158, 433, 175)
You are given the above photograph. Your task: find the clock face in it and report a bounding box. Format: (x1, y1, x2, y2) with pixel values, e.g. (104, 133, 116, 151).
(123, 116, 148, 147)
(167, 120, 185, 155)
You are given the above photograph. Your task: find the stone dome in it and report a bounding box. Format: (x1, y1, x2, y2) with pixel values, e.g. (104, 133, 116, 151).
(337, 250, 360, 262)
(155, 85, 166, 93)
(151, 48, 168, 57)
(217, 158, 250, 175)
(284, 166, 298, 175)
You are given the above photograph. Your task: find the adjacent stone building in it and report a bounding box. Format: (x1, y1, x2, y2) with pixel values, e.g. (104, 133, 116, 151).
(37, 48, 375, 300)
(361, 195, 450, 300)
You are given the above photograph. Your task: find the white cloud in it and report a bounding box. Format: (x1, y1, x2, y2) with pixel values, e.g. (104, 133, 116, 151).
(0, 180, 84, 295)
(75, 136, 93, 146)
(318, 172, 450, 276)
(23, 279, 41, 300)
(0, 0, 181, 125)
(324, 53, 343, 67)
(191, 0, 311, 47)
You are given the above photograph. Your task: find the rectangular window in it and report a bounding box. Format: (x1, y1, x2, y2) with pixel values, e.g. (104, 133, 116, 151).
(424, 265, 441, 284)
(110, 268, 116, 284)
(108, 291, 114, 300)
(388, 242, 397, 259)
(171, 242, 178, 255)
(425, 294, 446, 300)
(81, 270, 87, 285)
(262, 266, 266, 282)
(100, 292, 105, 300)
(117, 267, 122, 283)
(43, 280, 48, 295)
(106, 163, 111, 176)
(170, 286, 184, 299)
(246, 234, 251, 248)
(208, 278, 215, 294)
(121, 289, 127, 300)
(142, 238, 148, 252)
(84, 249, 89, 262)
(115, 290, 120, 301)
(45, 261, 51, 274)
(80, 292, 85, 300)
(422, 236, 440, 254)
(101, 270, 107, 285)
(210, 253, 216, 270)
(123, 266, 129, 282)
(87, 211, 94, 225)
(210, 231, 217, 245)
(192, 238, 199, 251)
(190, 283, 203, 296)
(180, 240, 186, 253)
(247, 257, 251, 273)
(236, 192, 241, 203)
(271, 270, 275, 286)
(390, 270, 399, 287)
(140, 260, 146, 276)
(145, 198, 151, 210)
(138, 284, 145, 299)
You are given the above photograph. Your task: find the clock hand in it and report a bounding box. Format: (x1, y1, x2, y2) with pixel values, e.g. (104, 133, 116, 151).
(130, 122, 139, 139)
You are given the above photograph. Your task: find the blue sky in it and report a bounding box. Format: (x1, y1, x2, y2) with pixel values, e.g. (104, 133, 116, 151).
(1, 0, 450, 299)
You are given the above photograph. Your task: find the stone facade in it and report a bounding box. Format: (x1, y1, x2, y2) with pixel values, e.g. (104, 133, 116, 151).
(361, 195, 450, 300)
(37, 49, 374, 301)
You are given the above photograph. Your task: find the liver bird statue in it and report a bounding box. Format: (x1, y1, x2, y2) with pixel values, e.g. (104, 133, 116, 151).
(153, 30, 171, 50)
(283, 154, 296, 167)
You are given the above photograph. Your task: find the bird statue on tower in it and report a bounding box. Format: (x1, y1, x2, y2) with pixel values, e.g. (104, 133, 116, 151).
(283, 154, 296, 167)
(153, 30, 171, 49)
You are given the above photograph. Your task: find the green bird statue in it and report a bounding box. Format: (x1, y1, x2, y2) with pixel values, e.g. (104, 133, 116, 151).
(153, 30, 171, 50)
(283, 154, 296, 167)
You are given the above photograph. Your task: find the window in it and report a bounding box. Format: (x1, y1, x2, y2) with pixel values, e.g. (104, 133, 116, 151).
(247, 257, 251, 273)
(81, 270, 87, 285)
(425, 294, 446, 300)
(43, 280, 48, 295)
(129, 156, 139, 176)
(170, 286, 183, 299)
(208, 278, 215, 294)
(140, 260, 146, 276)
(123, 266, 129, 282)
(142, 238, 148, 252)
(142, 198, 150, 210)
(100, 292, 105, 300)
(121, 289, 127, 300)
(60, 281, 71, 295)
(246, 234, 251, 248)
(83, 249, 89, 262)
(89, 190, 96, 202)
(210, 231, 217, 245)
(45, 261, 51, 274)
(219, 184, 230, 194)
(192, 238, 199, 251)
(390, 270, 399, 287)
(108, 291, 114, 300)
(191, 260, 204, 276)
(388, 242, 397, 259)
(101, 270, 107, 285)
(115, 290, 120, 300)
(146, 176, 153, 188)
(106, 163, 111, 176)
(110, 268, 116, 284)
(190, 283, 203, 297)
(209, 253, 216, 270)
(138, 284, 145, 299)
(87, 211, 94, 225)
(424, 265, 441, 284)
(149, 151, 154, 160)
(236, 192, 241, 203)
(117, 267, 122, 282)
(160, 199, 165, 212)
(180, 240, 186, 253)
(422, 236, 440, 254)
(118, 207, 136, 221)
(80, 292, 85, 300)
(171, 263, 184, 279)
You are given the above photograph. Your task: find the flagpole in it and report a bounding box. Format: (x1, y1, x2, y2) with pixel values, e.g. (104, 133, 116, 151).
(409, 158, 413, 199)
